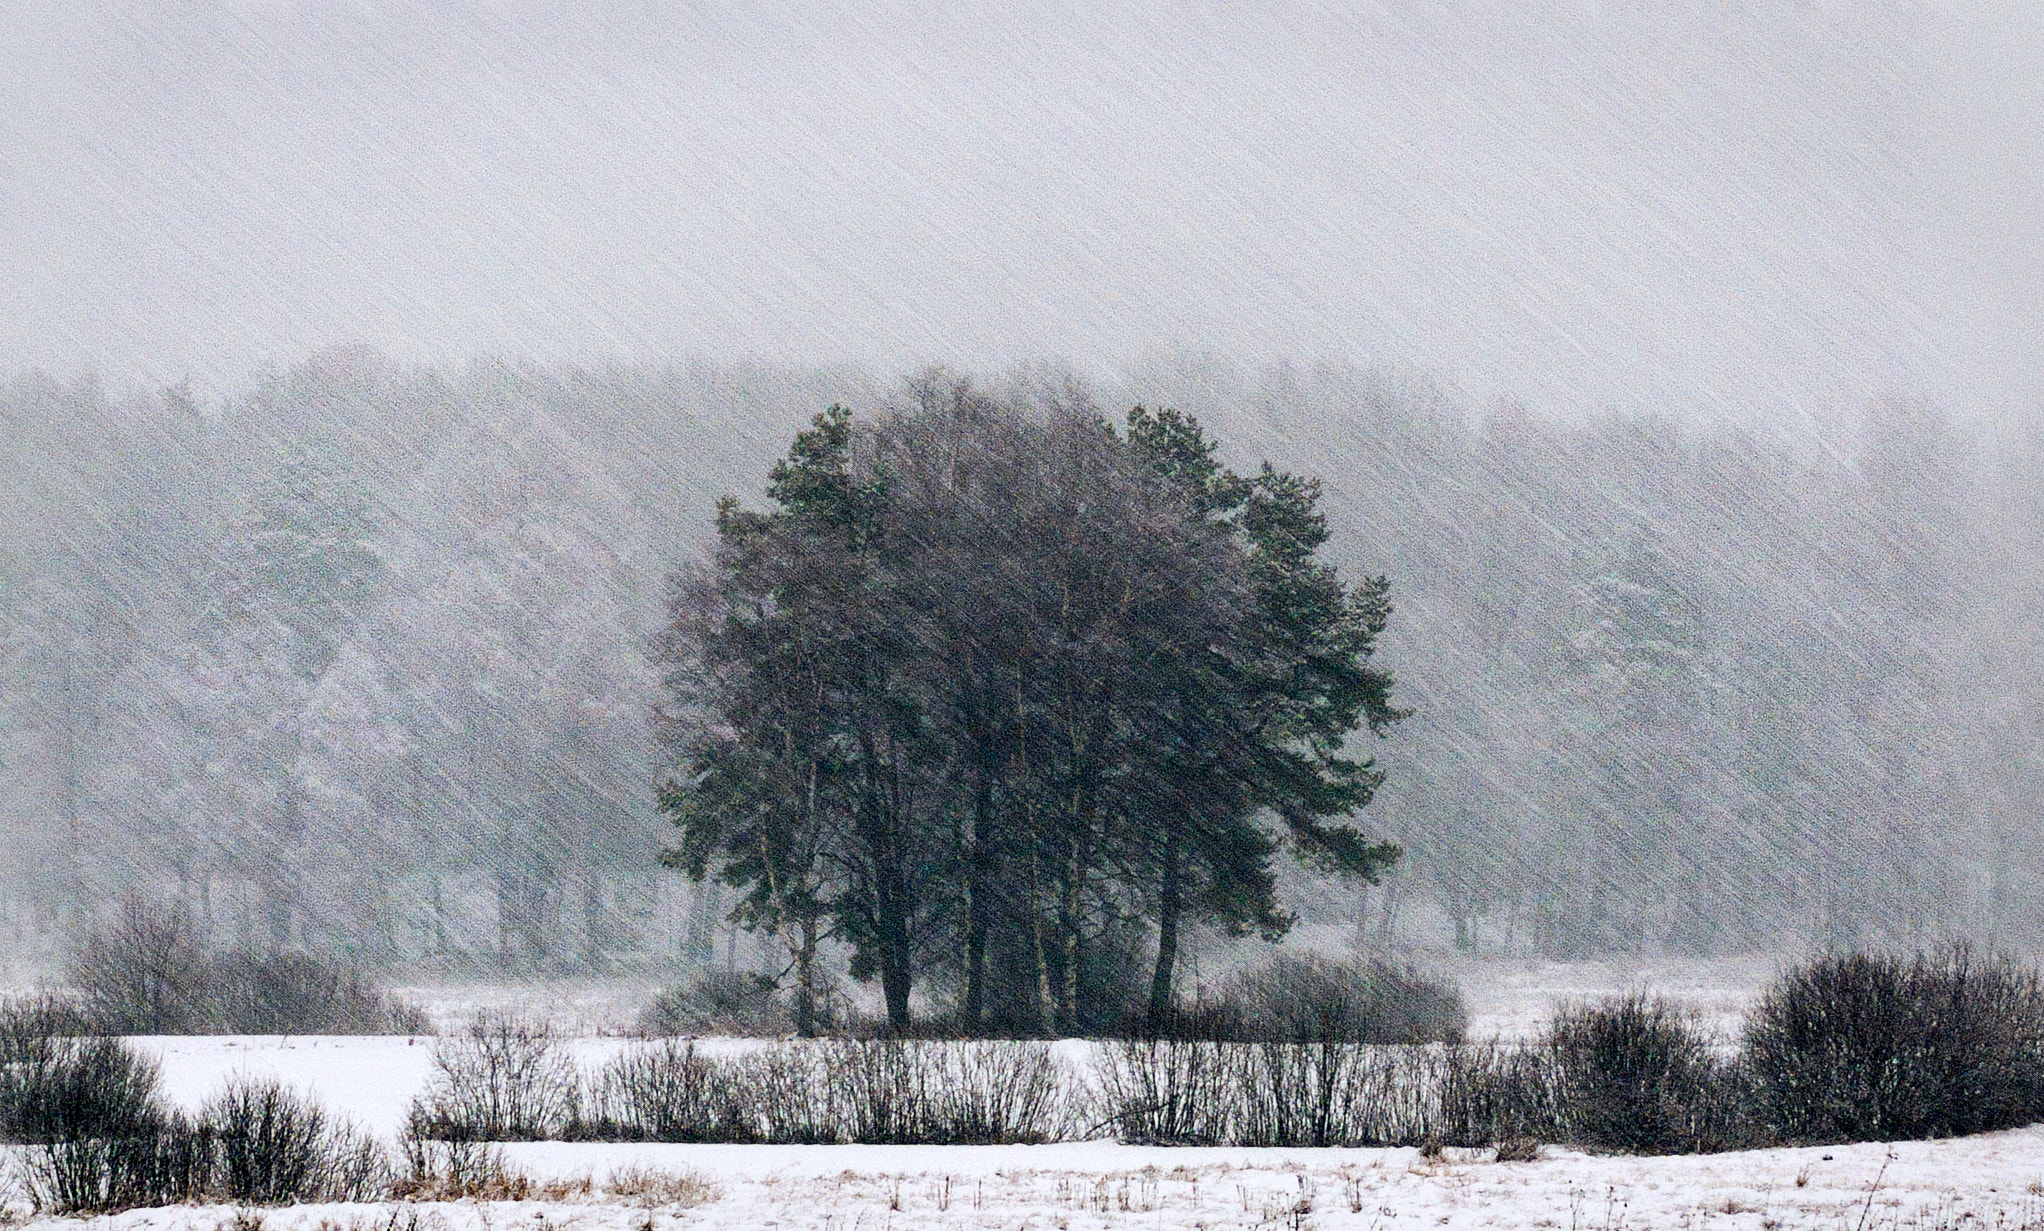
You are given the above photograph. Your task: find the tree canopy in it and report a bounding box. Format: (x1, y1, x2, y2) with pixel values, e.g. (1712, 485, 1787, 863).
(660, 380, 1403, 1034)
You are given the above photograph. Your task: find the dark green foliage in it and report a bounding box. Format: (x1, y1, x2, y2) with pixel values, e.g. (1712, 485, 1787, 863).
(663, 388, 1405, 1037)
(1743, 948, 2044, 1143)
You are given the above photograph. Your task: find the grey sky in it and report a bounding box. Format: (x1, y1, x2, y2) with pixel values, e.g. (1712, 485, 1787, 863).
(1, 1, 2036, 427)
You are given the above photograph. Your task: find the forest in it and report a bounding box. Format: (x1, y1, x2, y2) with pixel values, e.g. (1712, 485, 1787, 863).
(1, 348, 2039, 999)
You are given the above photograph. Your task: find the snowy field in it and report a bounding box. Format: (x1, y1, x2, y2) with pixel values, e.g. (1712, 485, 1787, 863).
(11, 956, 2039, 1229)
(368, 952, 1790, 1041)
(0, 1030, 2026, 1230)
(11, 1124, 2044, 1230)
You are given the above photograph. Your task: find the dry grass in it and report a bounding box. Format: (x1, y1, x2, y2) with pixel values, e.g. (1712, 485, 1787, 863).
(601, 1163, 719, 1208)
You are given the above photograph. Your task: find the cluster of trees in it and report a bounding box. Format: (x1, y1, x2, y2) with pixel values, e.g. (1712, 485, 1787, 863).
(659, 381, 1402, 1034)
(2, 350, 2041, 978)
(0, 353, 859, 968)
(1178, 363, 2035, 956)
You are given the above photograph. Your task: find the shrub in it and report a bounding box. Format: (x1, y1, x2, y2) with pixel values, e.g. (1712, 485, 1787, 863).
(2, 1034, 213, 1214)
(0, 992, 94, 1041)
(638, 971, 802, 1037)
(212, 951, 430, 1035)
(601, 1162, 718, 1208)
(203, 1077, 388, 1203)
(69, 897, 212, 1035)
(66, 898, 427, 1036)
(1544, 993, 1746, 1153)
(1743, 947, 2044, 1143)
(1154, 954, 1467, 1044)
(0, 1034, 163, 1145)
(408, 1012, 578, 1141)
(590, 1039, 755, 1142)
(1434, 1041, 1555, 1148)
(395, 1135, 526, 1201)
(19, 1112, 215, 1214)
(1094, 1040, 1237, 1144)
(825, 1040, 1073, 1144)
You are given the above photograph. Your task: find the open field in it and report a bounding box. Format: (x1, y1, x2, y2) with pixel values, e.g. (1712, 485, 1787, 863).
(7, 1129, 2044, 1230)
(9, 955, 2040, 1228)
(0, 1030, 2015, 1230)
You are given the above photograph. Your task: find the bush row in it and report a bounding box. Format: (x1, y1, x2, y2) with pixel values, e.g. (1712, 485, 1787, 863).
(63, 898, 428, 1035)
(409, 1014, 1078, 1144)
(0, 1033, 385, 1212)
(637, 953, 1468, 1044)
(422, 948, 2044, 1153)
(11, 944, 2044, 1216)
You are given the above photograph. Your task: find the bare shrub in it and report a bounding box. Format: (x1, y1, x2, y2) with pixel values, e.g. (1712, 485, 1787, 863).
(69, 897, 213, 1035)
(0, 993, 94, 1041)
(406, 1012, 577, 1141)
(1, 1023, 216, 1213)
(637, 971, 801, 1037)
(211, 951, 428, 1035)
(590, 1039, 755, 1142)
(0, 1035, 163, 1145)
(202, 1077, 387, 1203)
(825, 1040, 1072, 1144)
(737, 1046, 837, 1143)
(1493, 1135, 1541, 1162)
(1544, 993, 1748, 1153)
(17, 1109, 213, 1214)
(1435, 1041, 1556, 1148)
(1744, 946, 2044, 1143)
(1231, 1042, 1456, 1148)
(65, 898, 426, 1037)
(394, 1135, 528, 1201)
(1152, 954, 1466, 1045)
(1095, 1040, 1237, 1144)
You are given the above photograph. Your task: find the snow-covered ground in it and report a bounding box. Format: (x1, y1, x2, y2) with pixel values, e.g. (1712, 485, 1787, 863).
(1445, 953, 1784, 1042)
(373, 952, 1788, 1041)
(32, 1034, 2031, 1230)
(12, 958, 2038, 1228)
(10, 1131, 2044, 1230)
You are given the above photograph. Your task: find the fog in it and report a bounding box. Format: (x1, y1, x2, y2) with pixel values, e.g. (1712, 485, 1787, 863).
(3, 2, 2038, 424)
(1, 3, 2041, 986)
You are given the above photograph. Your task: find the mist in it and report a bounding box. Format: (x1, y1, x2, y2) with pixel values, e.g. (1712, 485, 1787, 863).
(2, 3, 2042, 986)
(2, 1, 2038, 425)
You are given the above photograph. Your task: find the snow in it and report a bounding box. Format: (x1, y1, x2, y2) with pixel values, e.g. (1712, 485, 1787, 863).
(11, 1132, 2044, 1230)
(29, 1033, 2044, 1230)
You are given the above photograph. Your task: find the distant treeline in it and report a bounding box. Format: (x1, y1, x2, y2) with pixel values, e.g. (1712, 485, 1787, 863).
(0, 350, 2036, 979)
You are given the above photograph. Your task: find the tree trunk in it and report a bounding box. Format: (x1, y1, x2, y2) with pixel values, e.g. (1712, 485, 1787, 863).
(860, 747, 915, 1035)
(1029, 843, 1056, 1036)
(1059, 840, 1081, 1033)
(794, 912, 819, 1037)
(430, 875, 449, 954)
(582, 871, 606, 971)
(963, 763, 993, 1035)
(1148, 824, 1183, 1031)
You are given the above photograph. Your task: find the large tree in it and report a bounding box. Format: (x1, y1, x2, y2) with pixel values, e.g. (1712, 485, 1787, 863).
(661, 385, 1405, 1034)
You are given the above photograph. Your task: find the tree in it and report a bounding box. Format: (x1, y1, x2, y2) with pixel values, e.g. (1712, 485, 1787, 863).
(661, 387, 1406, 1034)
(1126, 408, 1405, 1024)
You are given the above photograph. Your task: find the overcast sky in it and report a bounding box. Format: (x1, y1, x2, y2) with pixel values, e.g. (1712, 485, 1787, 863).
(1, 1, 2036, 430)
